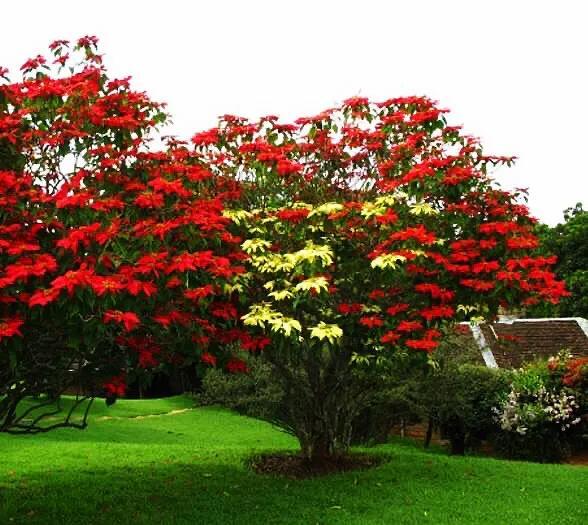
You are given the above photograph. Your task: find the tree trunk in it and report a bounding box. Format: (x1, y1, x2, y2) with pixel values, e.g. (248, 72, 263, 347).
(450, 434, 466, 455)
(302, 433, 336, 463)
(263, 339, 371, 463)
(424, 418, 433, 448)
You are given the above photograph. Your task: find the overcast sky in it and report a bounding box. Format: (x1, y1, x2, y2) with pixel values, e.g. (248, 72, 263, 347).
(2, 1, 586, 225)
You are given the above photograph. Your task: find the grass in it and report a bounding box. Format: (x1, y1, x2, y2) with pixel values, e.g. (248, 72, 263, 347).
(0, 396, 586, 524)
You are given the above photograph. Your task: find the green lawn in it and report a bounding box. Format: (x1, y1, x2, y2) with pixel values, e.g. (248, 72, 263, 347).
(0, 396, 586, 524)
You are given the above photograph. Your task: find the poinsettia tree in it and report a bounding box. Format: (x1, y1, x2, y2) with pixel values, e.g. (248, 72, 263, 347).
(193, 98, 568, 461)
(0, 38, 246, 432)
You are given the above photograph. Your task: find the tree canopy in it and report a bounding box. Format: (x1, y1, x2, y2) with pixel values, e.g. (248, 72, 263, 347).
(530, 203, 587, 318)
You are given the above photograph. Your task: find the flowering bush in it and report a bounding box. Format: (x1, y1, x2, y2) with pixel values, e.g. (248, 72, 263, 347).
(548, 352, 588, 392)
(0, 38, 244, 432)
(493, 357, 584, 461)
(495, 385, 580, 435)
(195, 97, 567, 460)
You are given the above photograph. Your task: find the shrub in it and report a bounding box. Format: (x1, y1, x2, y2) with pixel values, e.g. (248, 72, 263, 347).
(199, 351, 424, 447)
(349, 352, 426, 445)
(350, 380, 421, 445)
(199, 356, 283, 421)
(492, 356, 584, 462)
(414, 331, 510, 454)
(421, 363, 510, 454)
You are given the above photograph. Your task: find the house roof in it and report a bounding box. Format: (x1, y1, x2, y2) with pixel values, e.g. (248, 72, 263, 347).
(466, 318, 588, 369)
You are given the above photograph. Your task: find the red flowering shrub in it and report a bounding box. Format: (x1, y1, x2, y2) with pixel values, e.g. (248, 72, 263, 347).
(0, 39, 244, 432)
(192, 96, 567, 459)
(563, 358, 588, 389)
(548, 353, 588, 393)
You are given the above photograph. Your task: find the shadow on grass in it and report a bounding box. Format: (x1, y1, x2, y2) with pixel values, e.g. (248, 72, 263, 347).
(0, 459, 385, 525)
(20, 422, 201, 446)
(2, 446, 586, 525)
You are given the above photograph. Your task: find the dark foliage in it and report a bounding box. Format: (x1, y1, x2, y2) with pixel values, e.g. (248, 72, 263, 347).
(530, 203, 588, 318)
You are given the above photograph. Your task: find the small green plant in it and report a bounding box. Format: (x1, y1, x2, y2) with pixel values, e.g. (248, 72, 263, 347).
(198, 356, 283, 421)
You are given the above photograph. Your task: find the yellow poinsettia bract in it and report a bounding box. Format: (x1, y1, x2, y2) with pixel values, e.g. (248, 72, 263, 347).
(268, 289, 294, 301)
(370, 253, 407, 270)
(308, 202, 344, 217)
(241, 238, 272, 254)
(295, 276, 330, 294)
(222, 209, 252, 225)
(250, 253, 295, 273)
(409, 202, 438, 216)
(268, 316, 302, 337)
(286, 242, 334, 267)
(242, 304, 302, 337)
(360, 202, 387, 219)
(309, 322, 343, 344)
(241, 303, 282, 327)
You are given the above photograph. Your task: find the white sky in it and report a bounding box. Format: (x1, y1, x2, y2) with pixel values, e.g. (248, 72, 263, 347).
(2, 1, 586, 225)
